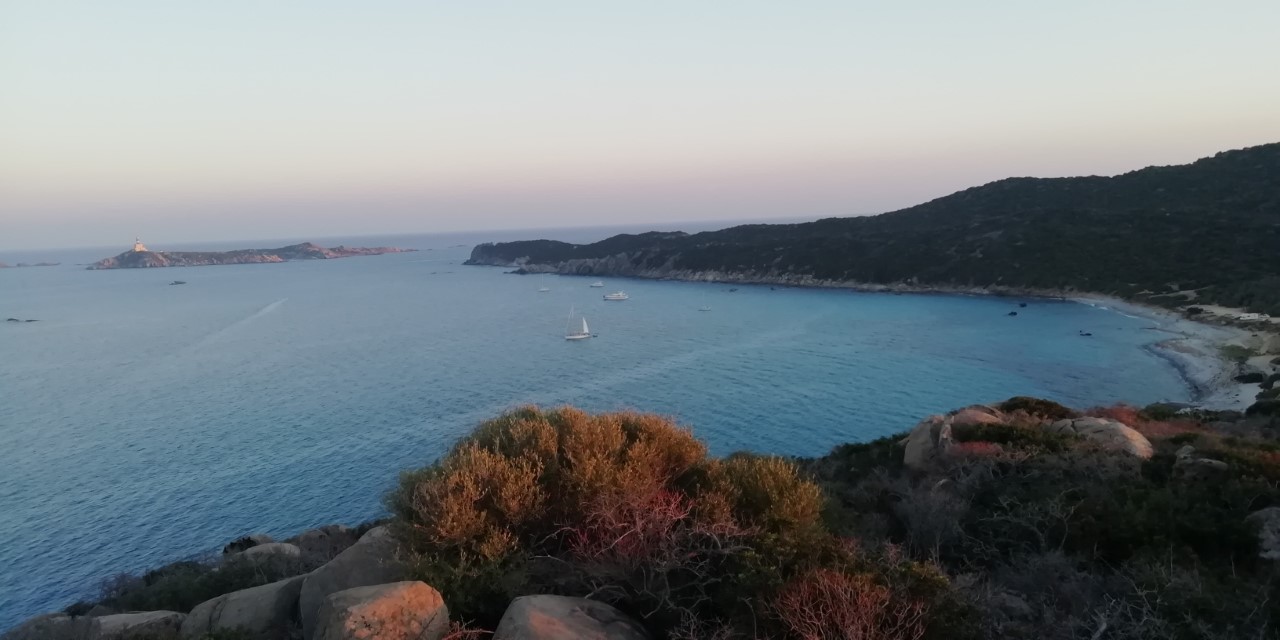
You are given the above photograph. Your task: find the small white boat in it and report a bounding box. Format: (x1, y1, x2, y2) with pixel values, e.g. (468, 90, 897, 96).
(603, 291, 629, 301)
(589, 281, 605, 288)
(565, 307, 592, 340)
(698, 306, 712, 312)
(537, 287, 551, 292)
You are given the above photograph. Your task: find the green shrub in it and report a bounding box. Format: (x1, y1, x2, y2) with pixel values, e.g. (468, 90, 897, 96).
(998, 396, 1078, 421)
(951, 423, 1077, 453)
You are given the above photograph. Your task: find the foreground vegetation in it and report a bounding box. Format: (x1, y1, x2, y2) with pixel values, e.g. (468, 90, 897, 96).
(469, 142, 1280, 315)
(54, 401, 1278, 638)
(390, 404, 1280, 639)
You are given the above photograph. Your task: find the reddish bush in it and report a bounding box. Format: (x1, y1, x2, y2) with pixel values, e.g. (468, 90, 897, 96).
(774, 569, 927, 640)
(1085, 404, 1202, 439)
(1085, 404, 1143, 425)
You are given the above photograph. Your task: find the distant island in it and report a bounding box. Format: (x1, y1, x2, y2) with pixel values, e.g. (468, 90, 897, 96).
(467, 142, 1280, 317)
(0, 262, 60, 268)
(87, 241, 415, 270)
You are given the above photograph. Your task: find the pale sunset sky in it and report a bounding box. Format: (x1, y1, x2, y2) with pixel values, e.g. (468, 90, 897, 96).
(2, 1, 1279, 250)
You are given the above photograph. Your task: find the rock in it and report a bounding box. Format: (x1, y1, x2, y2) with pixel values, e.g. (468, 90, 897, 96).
(902, 406, 1006, 469)
(86, 605, 116, 617)
(1262, 373, 1280, 390)
(0, 613, 94, 640)
(1173, 446, 1230, 480)
(903, 416, 950, 470)
(313, 581, 448, 640)
(223, 533, 274, 555)
(493, 595, 650, 640)
(1246, 507, 1280, 561)
(2, 612, 183, 640)
(949, 406, 1005, 427)
(1046, 418, 1153, 459)
(290, 525, 361, 563)
(1235, 372, 1266, 384)
(96, 611, 185, 639)
(242, 542, 303, 560)
(300, 526, 407, 639)
(181, 574, 306, 638)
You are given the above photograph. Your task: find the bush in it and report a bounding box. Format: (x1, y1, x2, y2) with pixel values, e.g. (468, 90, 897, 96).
(387, 407, 833, 634)
(997, 397, 1078, 421)
(951, 423, 1076, 453)
(773, 569, 927, 640)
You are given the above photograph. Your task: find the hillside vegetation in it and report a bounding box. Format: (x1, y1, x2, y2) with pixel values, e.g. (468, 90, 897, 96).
(387, 404, 1280, 639)
(467, 143, 1280, 314)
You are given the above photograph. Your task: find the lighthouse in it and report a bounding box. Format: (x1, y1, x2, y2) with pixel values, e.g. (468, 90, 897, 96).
(132, 238, 148, 252)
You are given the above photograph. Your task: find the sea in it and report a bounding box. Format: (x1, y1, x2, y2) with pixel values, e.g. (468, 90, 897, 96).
(0, 226, 1189, 628)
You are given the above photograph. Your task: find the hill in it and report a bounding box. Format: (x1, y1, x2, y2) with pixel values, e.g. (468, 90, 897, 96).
(467, 143, 1280, 314)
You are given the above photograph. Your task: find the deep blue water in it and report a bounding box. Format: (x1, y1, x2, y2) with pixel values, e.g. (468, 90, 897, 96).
(0, 229, 1188, 628)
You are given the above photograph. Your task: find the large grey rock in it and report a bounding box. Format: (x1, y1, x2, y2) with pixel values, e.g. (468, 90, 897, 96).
(96, 611, 185, 639)
(1173, 445, 1230, 480)
(902, 405, 1005, 469)
(300, 526, 407, 639)
(493, 595, 649, 640)
(903, 416, 950, 470)
(314, 581, 448, 640)
(0, 614, 94, 640)
(1247, 507, 1280, 561)
(181, 574, 306, 638)
(242, 542, 302, 560)
(291, 525, 360, 563)
(1, 612, 183, 640)
(223, 533, 274, 555)
(1047, 417, 1153, 459)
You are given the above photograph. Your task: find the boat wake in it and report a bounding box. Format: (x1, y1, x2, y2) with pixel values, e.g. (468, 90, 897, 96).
(192, 298, 288, 348)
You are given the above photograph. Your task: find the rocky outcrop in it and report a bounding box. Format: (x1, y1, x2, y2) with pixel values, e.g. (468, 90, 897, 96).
(1247, 507, 1280, 561)
(902, 405, 1005, 469)
(95, 612, 185, 639)
(1046, 417, 1153, 459)
(300, 526, 407, 638)
(1174, 445, 1230, 480)
(1, 614, 95, 640)
(313, 582, 448, 640)
(223, 534, 274, 555)
(1, 612, 183, 640)
(493, 595, 649, 640)
(181, 574, 305, 638)
(242, 542, 303, 561)
(289, 525, 361, 563)
(88, 243, 414, 270)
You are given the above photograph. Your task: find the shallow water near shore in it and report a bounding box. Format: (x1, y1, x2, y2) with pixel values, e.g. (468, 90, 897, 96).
(0, 230, 1191, 627)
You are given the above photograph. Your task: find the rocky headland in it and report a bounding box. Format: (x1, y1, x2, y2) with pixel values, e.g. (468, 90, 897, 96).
(87, 243, 414, 270)
(0, 262, 60, 268)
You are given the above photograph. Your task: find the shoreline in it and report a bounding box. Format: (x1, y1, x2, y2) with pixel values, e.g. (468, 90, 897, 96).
(1067, 294, 1262, 411)
(483, 263, 1275, 411)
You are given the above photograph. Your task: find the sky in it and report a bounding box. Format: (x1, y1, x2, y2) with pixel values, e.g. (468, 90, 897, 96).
(2, 1, 1279, 250)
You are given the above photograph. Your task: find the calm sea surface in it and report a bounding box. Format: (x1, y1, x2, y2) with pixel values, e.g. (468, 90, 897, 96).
(0, 229, 1188, 627)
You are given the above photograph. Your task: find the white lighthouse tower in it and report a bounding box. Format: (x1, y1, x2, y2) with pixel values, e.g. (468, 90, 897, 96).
(132, 237, 148, 252)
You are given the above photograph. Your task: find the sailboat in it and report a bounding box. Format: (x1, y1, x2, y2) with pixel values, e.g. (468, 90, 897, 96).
(565, 307, 592, 340)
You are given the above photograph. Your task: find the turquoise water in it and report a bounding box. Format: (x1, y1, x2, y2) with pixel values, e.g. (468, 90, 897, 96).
(0, 230, 1187, 627)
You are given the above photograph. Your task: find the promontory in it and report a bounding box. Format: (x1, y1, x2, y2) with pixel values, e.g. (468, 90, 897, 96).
(87, 242, 414, 270)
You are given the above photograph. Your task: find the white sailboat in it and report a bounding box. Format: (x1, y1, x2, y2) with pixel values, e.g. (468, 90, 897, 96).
(565, 307, 592, 340)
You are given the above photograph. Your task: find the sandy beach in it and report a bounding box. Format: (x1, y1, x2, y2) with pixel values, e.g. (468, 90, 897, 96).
(1071, 294, 1277, 411)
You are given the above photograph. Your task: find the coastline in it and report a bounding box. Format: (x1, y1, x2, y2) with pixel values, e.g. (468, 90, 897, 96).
(1067, 294, 1263, 411)
(479, 260, 1275, 410)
